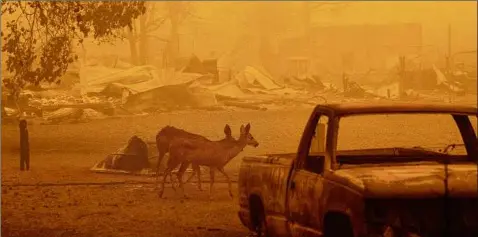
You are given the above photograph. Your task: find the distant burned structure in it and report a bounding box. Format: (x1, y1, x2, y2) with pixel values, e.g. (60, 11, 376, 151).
(279, 23, 423, 77)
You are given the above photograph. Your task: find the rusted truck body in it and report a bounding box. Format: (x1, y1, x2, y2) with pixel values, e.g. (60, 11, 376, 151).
(237, 103, 478, 237)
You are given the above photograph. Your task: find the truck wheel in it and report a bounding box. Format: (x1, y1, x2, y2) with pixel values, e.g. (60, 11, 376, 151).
(250, 197, 269, 237)
(256, 210, 268, 237)
(323, 213, 354, 237)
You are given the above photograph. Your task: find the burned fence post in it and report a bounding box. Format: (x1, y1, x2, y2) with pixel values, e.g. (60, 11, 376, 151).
(19, 119, 30, 171)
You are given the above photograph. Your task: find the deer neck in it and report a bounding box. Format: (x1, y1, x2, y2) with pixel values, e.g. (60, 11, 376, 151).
(223, 135, 248, 163)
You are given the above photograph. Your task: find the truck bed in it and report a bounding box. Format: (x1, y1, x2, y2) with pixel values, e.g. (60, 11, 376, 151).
(238, 154, 295, 219)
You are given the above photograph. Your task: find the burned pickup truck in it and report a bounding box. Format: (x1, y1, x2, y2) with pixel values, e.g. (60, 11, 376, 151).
(238, 103, 477, 237)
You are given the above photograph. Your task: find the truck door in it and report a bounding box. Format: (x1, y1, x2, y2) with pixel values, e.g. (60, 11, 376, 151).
(287, 114, 330, 237)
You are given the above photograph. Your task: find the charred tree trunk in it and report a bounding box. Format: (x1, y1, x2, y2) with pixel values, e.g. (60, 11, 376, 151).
(168, 17, 179, 69)
(128, 23, 139, 66)
(139, 14, 148, 65)
(163, 1, 185, 70)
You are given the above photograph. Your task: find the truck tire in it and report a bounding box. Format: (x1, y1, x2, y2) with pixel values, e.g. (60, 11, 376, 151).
(250, 196, 269, 237)
(323, 213, 354, 237)
(256, 211, 268, 237)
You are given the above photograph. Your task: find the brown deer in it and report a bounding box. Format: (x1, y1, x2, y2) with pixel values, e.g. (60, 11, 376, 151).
(154, 125, 234, 190)
(180, 140, 240, 191)
(158, 123, 259, 199)
(177, 131, 237, 191)
(166, 126, 249, 192)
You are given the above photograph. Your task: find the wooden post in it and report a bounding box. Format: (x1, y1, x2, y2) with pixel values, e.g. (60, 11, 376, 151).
(19, 119, 30, 171)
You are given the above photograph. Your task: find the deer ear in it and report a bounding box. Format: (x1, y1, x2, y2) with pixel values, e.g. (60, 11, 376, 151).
(224, 124, 232, 136)
(245, 123, 251, 133)
(240, 125, 245, 134)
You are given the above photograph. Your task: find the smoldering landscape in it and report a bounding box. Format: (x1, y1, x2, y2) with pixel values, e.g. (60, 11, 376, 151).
(1, 108, 313, 237)
(3, 104, 478, 237)
(2, 1, 477, 237)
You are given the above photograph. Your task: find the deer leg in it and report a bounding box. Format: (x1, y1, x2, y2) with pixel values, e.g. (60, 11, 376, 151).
(168, 173, 177, 192)
(155, 162, 163, 190)
(155, 143, 169, 174)
(195, 164, 203, 191)
(154, 149, 167, 186)
(185, 163, 195, 183)
(186, 164, 202, 191)
(176, 161, 190, 199)
(184, 170, 196, 186)
(157, 165, 176, 192)
(155, 151, 164, 174)
(209, 168, 215, 200)
(217, 167, 233, 198)
(158, 167, 172, 198)
(166, 170, 178, 194)
(159, 153, 181, 198)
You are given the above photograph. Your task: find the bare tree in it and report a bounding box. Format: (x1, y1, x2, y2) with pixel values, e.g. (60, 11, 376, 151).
(162, 1, 194, 69)
(126, 2, 168, 66)
(124, 2, 194, 68)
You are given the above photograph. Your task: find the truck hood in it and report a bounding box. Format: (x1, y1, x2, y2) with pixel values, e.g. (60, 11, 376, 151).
(332, 163, 478, 198)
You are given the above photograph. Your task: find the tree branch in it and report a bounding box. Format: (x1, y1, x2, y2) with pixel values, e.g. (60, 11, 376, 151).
(147, 35, 169, 42)
(27, 4, 38, 66)
(145, 2, 155, 27)
(18, 1, 34, 16)
(146, 17, 167, 32)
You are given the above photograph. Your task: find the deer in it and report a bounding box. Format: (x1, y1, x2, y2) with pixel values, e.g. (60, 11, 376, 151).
(154, 124, 234, 191)
(180, 139, 239, 191)
(166, 126, 251, 192)
(176, 126, 238, 191)
(158, 123, 259, 199)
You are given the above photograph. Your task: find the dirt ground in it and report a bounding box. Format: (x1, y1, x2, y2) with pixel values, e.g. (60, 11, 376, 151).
(1, 108, 313, 237)
(2, 102, 476, 237)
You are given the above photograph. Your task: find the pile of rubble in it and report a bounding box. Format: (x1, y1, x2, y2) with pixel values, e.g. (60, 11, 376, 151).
(2, 88, 118, 124)
(4, 54, 473, 125)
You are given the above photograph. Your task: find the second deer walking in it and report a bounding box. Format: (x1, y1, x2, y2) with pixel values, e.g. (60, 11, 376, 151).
(158, 123, 259, 199)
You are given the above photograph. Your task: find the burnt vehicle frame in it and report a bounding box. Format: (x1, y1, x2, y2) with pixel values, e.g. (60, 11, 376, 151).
(238, 103, 478, 237)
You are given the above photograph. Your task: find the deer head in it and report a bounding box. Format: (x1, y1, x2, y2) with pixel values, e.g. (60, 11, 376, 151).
(240, 123, 259, 148)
